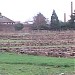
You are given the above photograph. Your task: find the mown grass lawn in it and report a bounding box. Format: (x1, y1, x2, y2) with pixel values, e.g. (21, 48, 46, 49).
(0, 52, 75, 75)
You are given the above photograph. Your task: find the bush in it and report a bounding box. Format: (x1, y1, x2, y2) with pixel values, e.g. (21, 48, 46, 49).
(14, 23, 24, 31)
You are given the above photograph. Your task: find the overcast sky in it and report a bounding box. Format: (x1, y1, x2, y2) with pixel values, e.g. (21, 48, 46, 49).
(0, 0, 75, 22)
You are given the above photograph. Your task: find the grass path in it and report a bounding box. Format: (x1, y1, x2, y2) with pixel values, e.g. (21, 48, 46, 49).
(0, 52, 74, 75)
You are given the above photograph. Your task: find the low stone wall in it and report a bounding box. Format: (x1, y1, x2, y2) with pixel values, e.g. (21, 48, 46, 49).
(0, 30, 75, 57)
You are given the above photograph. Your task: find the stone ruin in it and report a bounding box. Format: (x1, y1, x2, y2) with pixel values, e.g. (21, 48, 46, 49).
(0, 30, 75, 58)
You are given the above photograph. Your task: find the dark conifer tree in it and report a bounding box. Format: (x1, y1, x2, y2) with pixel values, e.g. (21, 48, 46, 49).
(69, 12, 75, 29)
(50, 10, 60, 30)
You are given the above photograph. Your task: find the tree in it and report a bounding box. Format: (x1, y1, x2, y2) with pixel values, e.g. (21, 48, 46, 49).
(33, 13, 47, 30)
(68, 12, 75, 29)
(14, 23, 24, 31)
(60, 21, 69, 30)
(50, 10, 60, 30)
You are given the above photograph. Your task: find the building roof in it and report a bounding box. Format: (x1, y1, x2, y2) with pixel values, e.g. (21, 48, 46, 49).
(0, 13, 15, 23)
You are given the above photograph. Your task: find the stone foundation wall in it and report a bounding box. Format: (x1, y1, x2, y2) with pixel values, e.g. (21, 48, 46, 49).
(0, 30, 75, 57)
(0, 24, 15, 32)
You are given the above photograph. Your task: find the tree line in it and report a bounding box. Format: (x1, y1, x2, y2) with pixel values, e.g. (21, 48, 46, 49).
(14, 10, 75, 31)
(32, 10, 75, 30)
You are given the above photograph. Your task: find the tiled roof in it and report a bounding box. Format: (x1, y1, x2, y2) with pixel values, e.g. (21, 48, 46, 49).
(0, 13, 15, 23)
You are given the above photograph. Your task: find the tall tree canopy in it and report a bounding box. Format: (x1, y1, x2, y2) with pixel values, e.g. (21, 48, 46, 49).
(33, 13, 47, 30)
(50, 10, 60, 30)
(68, 12, 75, 29)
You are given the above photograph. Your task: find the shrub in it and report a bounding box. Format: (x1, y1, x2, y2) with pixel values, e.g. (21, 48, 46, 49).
(14, 23, 24, 31)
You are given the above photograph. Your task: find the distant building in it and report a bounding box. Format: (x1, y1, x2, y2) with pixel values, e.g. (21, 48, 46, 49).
(0, 13, 15, 24)
(0, 13, 15, 32)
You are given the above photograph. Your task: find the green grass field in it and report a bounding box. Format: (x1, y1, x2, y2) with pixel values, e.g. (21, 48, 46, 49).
(0, 52, 75, 75)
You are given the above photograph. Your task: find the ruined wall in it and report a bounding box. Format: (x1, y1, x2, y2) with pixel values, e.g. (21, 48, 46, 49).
(0, 24, 15, 32)
(0, 30, 75, 57)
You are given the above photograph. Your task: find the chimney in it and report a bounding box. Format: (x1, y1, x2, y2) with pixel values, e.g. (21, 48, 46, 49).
(71, 2, 73, 15)
(64, 13, 66, 22)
